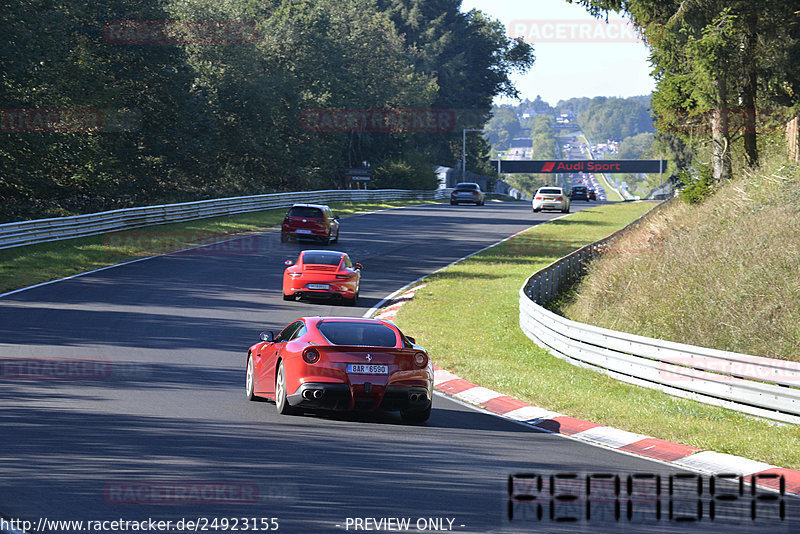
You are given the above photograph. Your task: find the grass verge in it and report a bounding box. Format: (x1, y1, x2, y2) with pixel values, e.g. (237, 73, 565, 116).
(560, 157, 800, 362)
(393, 201, 800, 470)
(0, 199, 443, 294)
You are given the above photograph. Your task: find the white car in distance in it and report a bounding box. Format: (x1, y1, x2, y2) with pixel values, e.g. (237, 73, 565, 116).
(532, 187, 570, 213)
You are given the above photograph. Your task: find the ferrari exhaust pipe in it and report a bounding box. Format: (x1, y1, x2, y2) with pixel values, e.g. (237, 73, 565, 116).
(313, 389, 324, 400)
(303, 390, 314, 400)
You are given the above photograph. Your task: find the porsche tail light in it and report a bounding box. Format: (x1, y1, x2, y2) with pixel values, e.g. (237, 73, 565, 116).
(336, 274, 353, 279)
(303, 348, 320, 364)
(288, 272, 302, 278)
(414, 352, 427, 368)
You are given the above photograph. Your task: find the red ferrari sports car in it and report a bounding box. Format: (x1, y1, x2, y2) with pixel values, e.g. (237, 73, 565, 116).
(245, 317, 433, 423)
(283, 250, 361, 305)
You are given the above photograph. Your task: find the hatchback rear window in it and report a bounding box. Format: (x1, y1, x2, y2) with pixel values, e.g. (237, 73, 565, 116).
(303, 252, 343, 266)
(288, 207, 324, 218)
(318, 322, 398, 347)
(539, 188, 561, 194)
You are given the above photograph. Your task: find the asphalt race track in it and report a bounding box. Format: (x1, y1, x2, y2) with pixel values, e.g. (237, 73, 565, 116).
(1, 201, 797, 533)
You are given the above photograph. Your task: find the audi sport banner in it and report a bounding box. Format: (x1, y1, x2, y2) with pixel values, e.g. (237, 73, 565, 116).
(490, 159, 667, 174)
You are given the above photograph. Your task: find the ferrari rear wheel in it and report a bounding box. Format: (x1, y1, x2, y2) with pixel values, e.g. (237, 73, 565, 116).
(344, 290, 359, 306)
(246, 355, 256, 401)
(275, 362, 297, 415)
(401, 403, 431, 424)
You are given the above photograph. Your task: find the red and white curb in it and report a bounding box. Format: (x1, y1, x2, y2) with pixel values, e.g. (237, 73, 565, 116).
(371, 286, 800, 497)
(374, 284, 427, 322)
(433, 363, 799, 496)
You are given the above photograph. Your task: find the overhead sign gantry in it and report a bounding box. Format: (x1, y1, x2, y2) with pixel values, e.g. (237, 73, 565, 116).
(489, 159, 668, 174)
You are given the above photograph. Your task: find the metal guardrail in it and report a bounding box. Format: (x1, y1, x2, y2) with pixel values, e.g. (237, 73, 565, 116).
(518, 203, 800, 424)
(0, 189, 447, 250)
(646, 177, 678, 200)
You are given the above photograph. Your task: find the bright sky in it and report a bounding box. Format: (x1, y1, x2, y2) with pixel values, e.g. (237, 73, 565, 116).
(461, 0, 655, 106)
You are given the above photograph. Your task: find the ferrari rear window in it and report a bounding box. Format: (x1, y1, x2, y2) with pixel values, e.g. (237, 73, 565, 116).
(303, 252, 342, 266)
(318, 322, 398, 347)
(288, 206, 324, 218)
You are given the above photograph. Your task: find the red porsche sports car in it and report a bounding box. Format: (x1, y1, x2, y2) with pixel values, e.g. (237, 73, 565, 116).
(283, 250, 361, 305)
(245, 317, 433, 422)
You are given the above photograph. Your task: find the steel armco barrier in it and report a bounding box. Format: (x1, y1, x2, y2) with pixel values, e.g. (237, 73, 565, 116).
(519, 203, 800, 424)
(0, 189, 448, 250)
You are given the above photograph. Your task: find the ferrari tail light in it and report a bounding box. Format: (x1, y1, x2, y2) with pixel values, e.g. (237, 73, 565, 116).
(303, 348, 320, 364)
(414, 352, 427, 368)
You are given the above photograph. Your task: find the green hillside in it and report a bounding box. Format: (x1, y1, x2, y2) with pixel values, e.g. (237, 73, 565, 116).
(559, 150, 800, 361)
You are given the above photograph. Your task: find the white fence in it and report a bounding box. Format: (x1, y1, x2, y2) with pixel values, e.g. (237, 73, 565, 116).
(519, 207, 800, 424)
(0, 189, 447, 250)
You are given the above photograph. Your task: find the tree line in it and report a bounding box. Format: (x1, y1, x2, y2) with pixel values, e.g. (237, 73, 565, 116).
(572, 1, 800, 184)
(559, 95, 654, 142)
(1, 0, 533, 222)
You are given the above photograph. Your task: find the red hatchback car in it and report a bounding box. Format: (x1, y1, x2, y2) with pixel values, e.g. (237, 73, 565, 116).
(283, 250, 361, 305)
(245, 317, 433, 423)
(280, 203, 340, 244)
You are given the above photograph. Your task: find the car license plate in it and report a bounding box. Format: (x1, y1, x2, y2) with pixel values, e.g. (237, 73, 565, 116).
(295, 229, 312, 234)
(347, 364, 388, 375)
(307, 284, 330, 290)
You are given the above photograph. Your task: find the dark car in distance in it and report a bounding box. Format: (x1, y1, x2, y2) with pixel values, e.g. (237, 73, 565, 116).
(570, 185, 590, 201)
